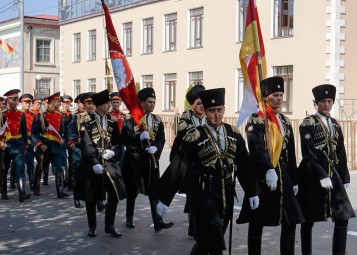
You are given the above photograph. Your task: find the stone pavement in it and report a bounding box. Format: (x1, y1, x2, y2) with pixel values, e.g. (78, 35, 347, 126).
(0, 145, 356, 254)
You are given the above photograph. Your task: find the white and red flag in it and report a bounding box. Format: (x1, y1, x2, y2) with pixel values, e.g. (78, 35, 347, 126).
(101, 0, 144, 126)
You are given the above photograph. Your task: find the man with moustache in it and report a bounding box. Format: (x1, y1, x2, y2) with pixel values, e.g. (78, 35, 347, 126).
(156, 88, 257, 255)
(79, 89, 126, 238)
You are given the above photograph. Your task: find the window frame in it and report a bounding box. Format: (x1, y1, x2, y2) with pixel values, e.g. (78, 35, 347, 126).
(123, 22, 133, 57)
(188, 71, 203, 86)
(73, 32, 81, 63)
(142, 75, 154, 88)
(142, 18, 154, 54)
(164, 73, 177, 111)
(237, 0, 249, 43)
(272, 65, 293, 113)
(88, 29, 96, 61)
(88, 78, 96, 93)
(189, 7, 204, 49)
(165, 13, 177, 52)
(35, 78, 51, 98)
(273, 0, 294, 38)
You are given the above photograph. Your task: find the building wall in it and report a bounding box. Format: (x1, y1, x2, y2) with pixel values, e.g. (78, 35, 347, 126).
(0, 17, 60, 97)
(61, 0, 355, 119)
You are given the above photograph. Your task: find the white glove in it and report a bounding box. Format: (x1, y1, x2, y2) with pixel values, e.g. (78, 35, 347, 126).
(146, 146, 157, 154)
(156, 201, 168, 217)
(265, 169, 278, 191)
(320, 177, 333, 189)
(92, 164, 104, 175)
(293, 185, 299, 196)
(140, 131, 150, 140)
(344, 183, 350, 190)
(103, 149, 115, 160)
(249, 196, 259, 210)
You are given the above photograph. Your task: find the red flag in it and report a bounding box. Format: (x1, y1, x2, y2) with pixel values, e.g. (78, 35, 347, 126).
(238, 0, 282, 167)
(101, 0, 144, 126)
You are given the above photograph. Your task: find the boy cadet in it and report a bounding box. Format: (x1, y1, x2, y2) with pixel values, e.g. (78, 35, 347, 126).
(298, 84, 355, 255)
(78, 89, 126, 238)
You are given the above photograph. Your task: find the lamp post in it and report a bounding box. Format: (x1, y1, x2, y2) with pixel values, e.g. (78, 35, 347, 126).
(35, 74, 42, 97)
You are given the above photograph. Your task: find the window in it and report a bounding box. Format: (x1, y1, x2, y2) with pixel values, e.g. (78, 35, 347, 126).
(88, 29, 96, 61)
(189, 71, 203, 85)
(73, 80, 81, 99)
(273, 0, 294, 37)
(35, 79, 51, 98)
(88, 78, 96, 92)
(237, 0, 249, 43)
(123, 22, 132, 57)
(236, 69, 244, 112)
(165, 13, 177, 51)
(36, 39, 51, 63)
(73, 33, 81, 62)
(273, 65, 293, 112)
(143, 18, 153, 54)
(142, 75, 153, 88)
(189, 7, 203, 48)
(164, 73, 176, 111)
(104, 77, 114, 92)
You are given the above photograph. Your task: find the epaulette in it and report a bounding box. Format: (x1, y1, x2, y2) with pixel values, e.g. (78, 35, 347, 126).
(125, 113, 132, 120)
(181, 110, 192, 120)
(301, 116, 316, 127)
(178, 120, 188, 131)
(109, 115, 117, 122)
(230, 125, 241, 134)
(248, 113, 264, 125)
(81, 114, 92, 123)
(153, 114, 161, 122)
(183, 128, 200, 142)
(39, 109, 47, 114)
(280, 114, 292, 125)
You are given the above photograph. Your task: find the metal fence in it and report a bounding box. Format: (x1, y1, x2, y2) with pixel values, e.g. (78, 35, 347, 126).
(159, 114, 357, 170)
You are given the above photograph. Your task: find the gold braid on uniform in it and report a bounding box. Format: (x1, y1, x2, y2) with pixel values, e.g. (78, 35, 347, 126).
(183, 128, 200, 142)
(178, 120, 188, 132)
(301, 116, 316, 127)
(248, 114, 264, 125)
(181, 110, 192, 120)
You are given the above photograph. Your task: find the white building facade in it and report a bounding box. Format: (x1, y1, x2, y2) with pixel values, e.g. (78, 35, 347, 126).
(59, 0, 357, 119)
(0, 15, 60, 98)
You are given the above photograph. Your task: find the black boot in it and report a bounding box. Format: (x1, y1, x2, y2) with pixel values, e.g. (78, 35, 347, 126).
(55, 172, 69, 198)
(248, 236, 262, 255)
(1, 173, 8, 200)
(126, 196, 136, 228)
(280, 235, 295, 255)
(86, 203, 97, 237)
(43, 166, 48, 185)
(73, 181, 83, 208)
(300, 228, 312, 255)
(150, 200, 174, 232)
(332, 227, 348, 255)
(105, 203, 121, 238)
(33, 164, 41, 196)
(28, 168, 34, 192)
(62, 167, 68, 188)
(18, 178, 31, 203)
(10, 165, 16, 189)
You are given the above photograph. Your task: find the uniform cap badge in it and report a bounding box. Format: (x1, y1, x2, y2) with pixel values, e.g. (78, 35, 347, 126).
(247, 126, 254, 132)
(277, 85, 280, 88)
(211, 99, 215, 104)
(325, 91, 328, 94)
(305, 134, 311, 139)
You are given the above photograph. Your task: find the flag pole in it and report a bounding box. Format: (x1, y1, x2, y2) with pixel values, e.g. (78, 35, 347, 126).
(256, 52, 271, 153)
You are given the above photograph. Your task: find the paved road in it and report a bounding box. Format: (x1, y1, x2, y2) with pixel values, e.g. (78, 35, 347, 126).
(1, 146, 356, 254)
